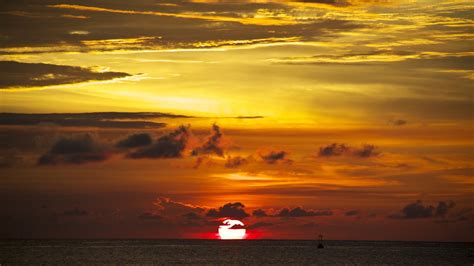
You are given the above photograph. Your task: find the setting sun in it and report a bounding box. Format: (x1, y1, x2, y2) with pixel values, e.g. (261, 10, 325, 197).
(218, 219, 246, 240)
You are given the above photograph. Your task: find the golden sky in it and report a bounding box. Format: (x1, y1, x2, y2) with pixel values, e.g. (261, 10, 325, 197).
(0, 0, 473, 241)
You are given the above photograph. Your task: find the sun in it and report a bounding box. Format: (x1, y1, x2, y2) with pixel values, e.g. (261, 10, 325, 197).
(218, 219, 246, 240)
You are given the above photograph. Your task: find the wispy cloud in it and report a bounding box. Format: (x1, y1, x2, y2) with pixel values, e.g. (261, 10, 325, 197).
(48, 4, 298, 25)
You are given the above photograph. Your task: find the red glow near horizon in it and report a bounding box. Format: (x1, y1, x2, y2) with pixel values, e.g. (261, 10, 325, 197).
(191, 230, 263, 240)
(187, 219, 269, 240)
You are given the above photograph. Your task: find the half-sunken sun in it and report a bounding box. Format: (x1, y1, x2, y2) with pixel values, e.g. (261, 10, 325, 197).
(218, 219, 246, 240)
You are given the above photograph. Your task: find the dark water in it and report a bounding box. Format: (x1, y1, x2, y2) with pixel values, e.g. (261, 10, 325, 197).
(1, 239, 473, 265)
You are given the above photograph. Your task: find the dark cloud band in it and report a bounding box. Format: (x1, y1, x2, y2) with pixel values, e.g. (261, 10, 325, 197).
(0, 112, 189, 128)
(0, 61, 131, 89)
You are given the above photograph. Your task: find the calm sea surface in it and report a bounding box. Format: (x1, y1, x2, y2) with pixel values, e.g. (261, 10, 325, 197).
(1, 239, 473, 265)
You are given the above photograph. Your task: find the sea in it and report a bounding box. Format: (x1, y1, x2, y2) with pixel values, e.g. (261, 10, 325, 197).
(1, 239, 473, 265)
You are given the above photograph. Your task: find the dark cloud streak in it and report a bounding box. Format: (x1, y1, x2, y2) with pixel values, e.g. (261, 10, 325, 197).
(0, 61, 130, 89)
(0, 112, 190, 128)
(259, 150, 292, 164)
(276, 207, 333, 217)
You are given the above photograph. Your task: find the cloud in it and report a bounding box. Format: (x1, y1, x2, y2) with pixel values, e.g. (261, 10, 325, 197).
(389, 200, 456, 219)
(389, 119, 407, 126)
(276, 207, 333, 217)
(247, 222, 273, 230)
(183, 212, 201, 220)
(252, 209, 268, 217)
(318, 143, 350, 157)
(453, 208, 473, 222)
(193, 156, 206, 169)
(153, 197, 204, 216)
(127, 126, 190, 159)
(235, 116, 264, 119)
(1, 0, 362, 55)
(435, 201, 456, 217)
(48, 3, 297, 26)
(59, 207, 89, 217)
(147, 198, 339, 225)
(345, 210, 359, 216)
(367, 213, 377, 218)
(225, 156, 249, 168)
(192, 124, 224, 157)
(270, 50, 474, 66)
(116, 133, 152, 148)
(0, 61, 130, 89)
(318, 143, 379, 158)
(259, 150, 292, 164)
(0, 112, 182, 128)
(138, 212, 163, 220)
(353, 144, 379, 158)
(206, 202, 250, 219)
(389, 200, 434, 219)
(456, 208, 472, 219)
(32, 123, 235, 165)
(188, 0, 339, 4)
(138, 197, 205, 225)
(434, 208, 473, 224)
(38, 134, 109, 165)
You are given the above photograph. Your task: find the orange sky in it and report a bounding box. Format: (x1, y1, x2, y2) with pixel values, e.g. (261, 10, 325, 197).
(0, 0, 473, 241)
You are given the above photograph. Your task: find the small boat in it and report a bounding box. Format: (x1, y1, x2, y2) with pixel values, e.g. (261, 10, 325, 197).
(317, 234, 324, 249)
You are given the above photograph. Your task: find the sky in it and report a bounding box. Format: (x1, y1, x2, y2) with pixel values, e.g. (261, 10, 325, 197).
(0, 0, 473, 241)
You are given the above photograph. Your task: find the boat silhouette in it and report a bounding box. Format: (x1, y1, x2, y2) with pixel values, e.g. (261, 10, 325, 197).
(317, 234, 324, 249)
